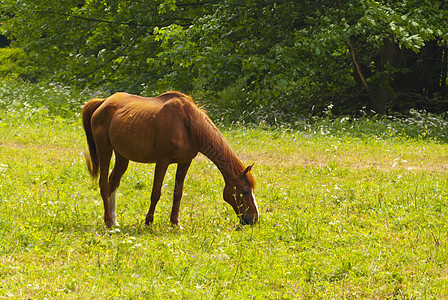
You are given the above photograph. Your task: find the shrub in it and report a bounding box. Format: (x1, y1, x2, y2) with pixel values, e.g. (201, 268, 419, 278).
(0, 48, 40, 82)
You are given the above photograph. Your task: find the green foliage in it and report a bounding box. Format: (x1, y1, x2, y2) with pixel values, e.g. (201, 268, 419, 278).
(0, 0, 211, 91)
(0, 48, 39, 81)
(1, 1, 448, 118)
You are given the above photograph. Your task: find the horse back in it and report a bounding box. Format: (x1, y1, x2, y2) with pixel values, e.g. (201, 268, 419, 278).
(94, 92, 197, 163)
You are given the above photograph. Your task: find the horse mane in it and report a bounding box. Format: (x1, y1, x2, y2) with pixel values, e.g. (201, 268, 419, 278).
(157, 91, 194, 103)
(181, 96, 256, 188)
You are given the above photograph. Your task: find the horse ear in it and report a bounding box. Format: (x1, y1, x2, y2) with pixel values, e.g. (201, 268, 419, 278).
(242, 163, 254, 176)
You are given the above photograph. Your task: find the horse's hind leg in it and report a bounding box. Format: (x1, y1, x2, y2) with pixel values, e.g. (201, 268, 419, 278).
(108, 152, 129, 226)
(145, 161, 169, 225)
(170, 161, 192, 226)
(98, 146, 114, 228)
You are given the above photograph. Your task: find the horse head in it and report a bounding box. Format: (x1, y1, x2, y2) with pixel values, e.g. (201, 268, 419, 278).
(223, 164, 258, 225)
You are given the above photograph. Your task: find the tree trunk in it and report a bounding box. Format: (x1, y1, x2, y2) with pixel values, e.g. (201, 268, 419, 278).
(372, 39, 395, 115)
(441, 48, 447, 93)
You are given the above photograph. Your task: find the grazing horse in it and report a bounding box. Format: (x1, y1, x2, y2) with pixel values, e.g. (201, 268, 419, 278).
(82, 91, 258, 228)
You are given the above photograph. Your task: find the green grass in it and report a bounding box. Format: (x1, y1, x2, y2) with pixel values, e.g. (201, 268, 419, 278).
(1, 81, 448, 298)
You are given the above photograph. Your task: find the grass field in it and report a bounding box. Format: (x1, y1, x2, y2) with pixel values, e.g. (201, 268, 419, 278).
(1, 81, 448, 298)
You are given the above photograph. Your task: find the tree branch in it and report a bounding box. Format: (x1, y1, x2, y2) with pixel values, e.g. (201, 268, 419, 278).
(32, 10, 193, 27)
(346, 37, 373, 99)
(85, 27, 148, 80)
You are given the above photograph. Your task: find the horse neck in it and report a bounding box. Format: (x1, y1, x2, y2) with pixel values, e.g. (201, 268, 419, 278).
(190, 112, 244, 181)
(201, 137, 244, 182)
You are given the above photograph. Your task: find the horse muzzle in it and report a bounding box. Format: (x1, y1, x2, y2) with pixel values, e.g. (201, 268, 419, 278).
(240, 214, 258, 225)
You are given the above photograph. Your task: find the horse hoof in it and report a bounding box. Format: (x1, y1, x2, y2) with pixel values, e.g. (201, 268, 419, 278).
(235, 223, 244, 231)
(145, 216, 153, 226)
(171, 222, 183, 230)
(105, 219, 113, 228)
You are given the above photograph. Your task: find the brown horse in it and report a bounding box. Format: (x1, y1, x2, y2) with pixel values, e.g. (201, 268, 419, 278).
(82, 91, 258, 228)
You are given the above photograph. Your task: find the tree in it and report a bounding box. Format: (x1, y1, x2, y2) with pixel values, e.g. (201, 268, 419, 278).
(2, 0, 448, 118)
(334, 0, 448, 113)
(156, 0, 448, 114)
(1, 0, 211, 91)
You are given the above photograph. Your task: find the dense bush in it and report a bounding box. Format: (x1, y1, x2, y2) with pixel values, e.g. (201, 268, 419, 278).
(0, 48, 39, 82)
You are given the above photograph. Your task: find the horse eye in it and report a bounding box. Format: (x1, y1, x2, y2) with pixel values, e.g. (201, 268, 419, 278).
(242, 190, 251, 196)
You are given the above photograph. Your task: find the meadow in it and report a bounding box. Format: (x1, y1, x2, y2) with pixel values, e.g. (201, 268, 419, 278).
(1, 81, 448, 299)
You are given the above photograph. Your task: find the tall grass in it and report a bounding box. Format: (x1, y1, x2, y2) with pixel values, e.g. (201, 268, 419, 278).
(0, 80, 107, 121)
(1, 79, 446, 143)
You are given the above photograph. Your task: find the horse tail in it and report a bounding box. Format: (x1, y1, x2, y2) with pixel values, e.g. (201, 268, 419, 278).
(81, 98, 105, 178)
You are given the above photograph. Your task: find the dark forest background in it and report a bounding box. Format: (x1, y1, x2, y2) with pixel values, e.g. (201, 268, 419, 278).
(2, 0, 448, 123)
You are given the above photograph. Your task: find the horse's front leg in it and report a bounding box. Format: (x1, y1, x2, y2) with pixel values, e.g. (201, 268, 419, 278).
(145, 161, 169, 225)
(170, 161, 192, 226)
